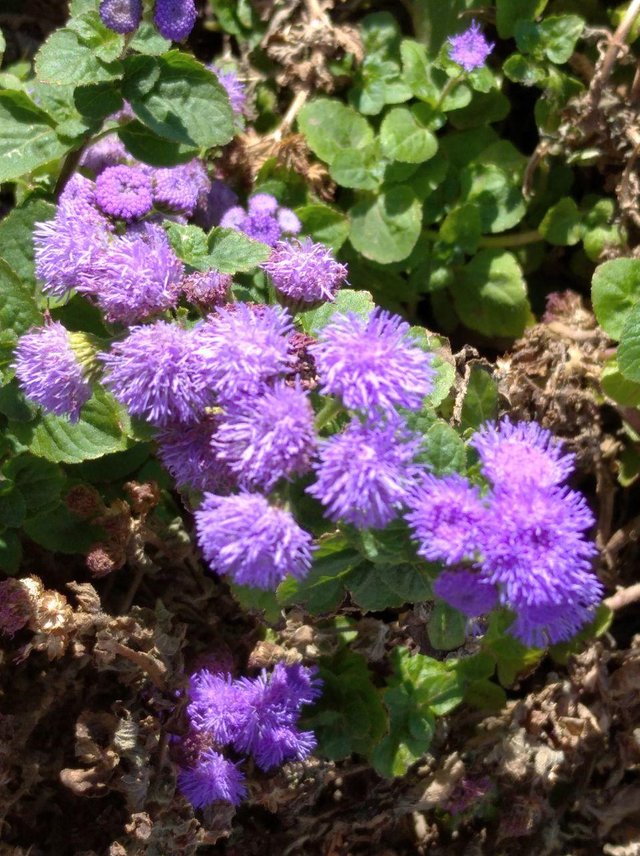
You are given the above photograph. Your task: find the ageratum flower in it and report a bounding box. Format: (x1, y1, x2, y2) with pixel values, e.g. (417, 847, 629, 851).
(99, 0, 142, 33)
(156, 417, 235, 493)
(178, 749, 246, 808)
(80, 134, 129, 175)
(262, 239, 348, 310)
(151, 159, 211, 217)
(448, 20, 494, 72)
(405, 474, 487, 565)
(213, 382, 315, 492)
(195, 303, 293, 402)
(94, 165, 154, 220)
(14, 322, 93, 422)
(308, 418, 422, 529)
(509, 596, 600, 649)
(101, 321, 212, 425)
(433, 568, 498, 617)
(181, 270, 232, 310)
(153, 0, 197, 41)
(210, 65, 247, 117)
(311, 309, 435, 417)
(220, 194, 301, 246)
(471, 418, 575, 489)
(195, 492, 313, 589)
(187, 670, 249, 743)
(194, 179, 239, 229)
(77, 222, 183, 324)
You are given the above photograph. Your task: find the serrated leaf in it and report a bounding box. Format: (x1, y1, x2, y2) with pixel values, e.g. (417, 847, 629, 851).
(380, 104, 438, 164)
(298, 288, 375, 334)
(460, 365, 499, 430)
(207, 227, 271, 273)
(229, 584, 282, 624)
(459, 141, 527, 234)
(296, 204, 350, 252)
(0, 91, 69, 183)
(0, 198, 55, 284)
(297, 98, 374, 165)
(601, 357, 640, 406)
(122, 51, 234, 149)
(420, 420, 466, 474)
(4, 454, 64, 514)
(35, 28, 122, 86)
(539, 197, 582, 245)
(0, 258, 41, 344)
(591, 258, 640, 340)
(329, 144, 384, 190)
(129, 22, 171, 55)
(24, 504, 102, 554)
(277, 544, 359, 614)
(496, 0, 548, 39)
(347, 562, 433, 611)
(618, 303, 640, 383)
(68, 11, 125, 62)
(349, 186, 422, 264)
(118, 120, 198, 166)
(428, 601, 467, 650)
(164, 222, 210, 269)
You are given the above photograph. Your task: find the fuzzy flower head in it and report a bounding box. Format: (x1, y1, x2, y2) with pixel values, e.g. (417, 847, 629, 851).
(181, 270, 232, 310)
(80, 134, 129, 175)
(151, 159, 211, 217)
(194, 179, 239, 229)
(78, 223, 183, 324)
(262, 238, 348, 311)
(156, 417, 235, 493)
(153, 0, 197, 41)
(311, 309, 435, 417)
(99, 0, 142, 33)
(448, 20, 494, 72)
(213, 382, 315, 492)
(471, 418, 575, 490)
(405, 474, 487, 565)
(433, 568, 498, 617)
(479, 484, 602, 611)
(14, 323, 93, 422)
(94, 165, 153, 221)
(187, 670, 249, 743)
(220, 194, 301, 247)
(178, 749, 246, 808)
(195, 492, 313, 589)
(308, 418, 422, 530)
(101, 321, 213, 425)
(509, 597, 600, 649)
(210, 65, 247, 117)
(195, 304, 293, 402)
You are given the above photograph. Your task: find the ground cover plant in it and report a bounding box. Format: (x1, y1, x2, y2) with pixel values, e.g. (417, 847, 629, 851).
(1, 0, 640, 853)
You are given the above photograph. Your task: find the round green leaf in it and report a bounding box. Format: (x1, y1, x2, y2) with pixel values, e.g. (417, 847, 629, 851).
(592, 258, 640, 340)
(297, 98, 374, 165)
(380, 105, 438, 163)
(349, 186, 422, 264)
(618, 303, 640, 383)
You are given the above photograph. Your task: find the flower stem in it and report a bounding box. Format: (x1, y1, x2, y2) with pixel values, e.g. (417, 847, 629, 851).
(478, 230, 542, 249)
(315, 397, 342, 431)
(436, 73, 466, 111)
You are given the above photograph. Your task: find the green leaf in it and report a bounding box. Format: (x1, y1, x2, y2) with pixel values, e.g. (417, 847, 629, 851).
(68, 11, 125, 62)
(35, 28, 122, 86)
(347, 562, 433, 611)
(297, 98, 374, 165)
(74, 83, 123, 121)
(349, 186, 422, 264)
(118, 121, 198, 166)
(207, 228, 271, 274)
(496, 0, 548, 39)
(164, 223, 210, 269)
(601, 357, 640, 407)
(400, 39, 438, 104)
(129, 22, 171, 55)
(0, 90, 69, 183)
(591, 258, 640, 340)
(503, 53, 548, 86)
(380, 104, 438, 164)
(278, 540, 360, 614)
(408, 0, 492, 55)
(428, 601, 467, 650)
(0, 490, 26, 528)
(305, 649, 387, 759)
(539, 197, 582, 245)
(618, 303, 640, 383)
(0, 198, 55, 285)
(229, 584, 281, 624)
(296, 204, 350, 252)
(420, 420, 466, 474)
(11, 388, 132, 464)
(464, 679, 508, 711)
(24, 504, 102, 554)
(460, 366, 499, 430)
(122, 52, 234, 149)
(0, 258, 41, 344)
(439, 203, 482, 254)
(329, 144, 384, 191)
(451, 249, 530, 338)
(4, 454, 64, 514)
(459, 141, 527, 233)
(483, 610, 544, 686)
(299, 288, 375, 334)
(515, 15, 584, 64)
(0, 529, 22, 574)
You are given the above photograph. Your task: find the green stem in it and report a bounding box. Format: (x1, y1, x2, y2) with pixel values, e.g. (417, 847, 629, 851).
(436, 73, 465, 111)
(315, 398, 342, 431)
(478, 230, 542, 249)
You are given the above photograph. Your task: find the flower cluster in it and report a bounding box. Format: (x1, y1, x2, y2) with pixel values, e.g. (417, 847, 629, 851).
(220, 193, 302, 245)
(100, 0, 197, 40)
(406, 419, 602, 647)
(262, 238, 348, 311)
(177, 662, 321, 808)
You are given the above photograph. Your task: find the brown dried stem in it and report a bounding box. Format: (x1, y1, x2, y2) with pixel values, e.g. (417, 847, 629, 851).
(605, 581, 640, 611)
(589, 0, 640, 109)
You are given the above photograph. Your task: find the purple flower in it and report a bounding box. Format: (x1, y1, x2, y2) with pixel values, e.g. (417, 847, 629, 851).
(156, 417, 235, 493)
(153, 0, 197, 41)
(178, 749, 246, 808)
(405, 474, 487, 565)
(210, 65, 247, 116)
(101, 321, 213, 425)
(213, 382, 315, 491)
(277, 208, 302, 235)
(151, 159, 211, 217)
(94, 165, 154, 220)
(181, 270, 232, 310)
(195, 304, 293, 402)
(471, 418, 575, 489)
(0, 579, 33, 637)
(77, 223, 183, 324)
(219, 194, 301, 246)
(80, 134, 129, 175)
(509, 597, 599, 649)
(99, 0, 142, 33)
(193, 179, 239, 229)
(311, 309, 435, 417)
(448, 20, 494, 72)
(249, 194, 278, 215)
(262, 239, 348, 310)
(479, 484, 601, 611)
(187, 670, 249, 743)
(433, 568, 498, 617)
(14, 322, 93, 422)
(307, 418, 422, 529)
(195, 492, 313, 589)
